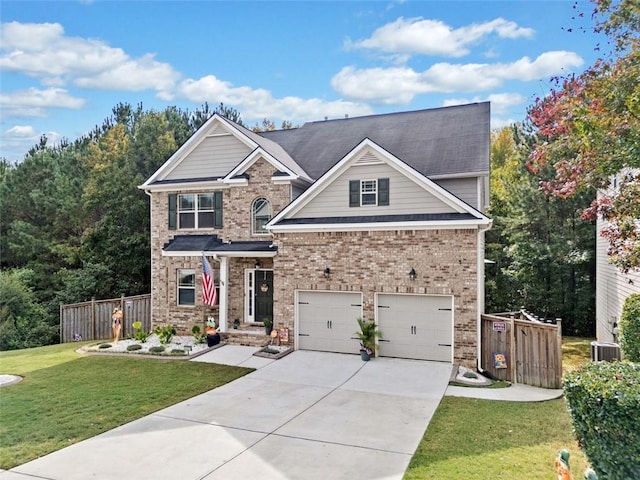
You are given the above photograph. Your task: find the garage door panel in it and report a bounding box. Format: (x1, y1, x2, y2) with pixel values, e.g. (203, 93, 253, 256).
(377, 294, 453, 362)
(298, 291, 362, 354)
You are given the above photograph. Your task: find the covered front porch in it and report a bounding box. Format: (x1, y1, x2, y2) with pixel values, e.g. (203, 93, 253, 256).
(162, 235, 277, 340)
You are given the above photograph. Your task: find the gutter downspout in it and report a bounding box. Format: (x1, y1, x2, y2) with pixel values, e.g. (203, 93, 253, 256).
(477, 220, 493, 373)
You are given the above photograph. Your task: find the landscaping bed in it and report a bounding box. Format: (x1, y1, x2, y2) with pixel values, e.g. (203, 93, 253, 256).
(80, 334, 218, 359)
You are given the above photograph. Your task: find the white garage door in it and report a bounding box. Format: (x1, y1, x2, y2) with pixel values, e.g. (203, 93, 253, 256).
(377, 294, 453, 362)
(297, 291, 362, 354)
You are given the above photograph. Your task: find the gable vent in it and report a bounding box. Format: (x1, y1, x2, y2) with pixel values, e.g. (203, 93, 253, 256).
(355, 151, 383, 165)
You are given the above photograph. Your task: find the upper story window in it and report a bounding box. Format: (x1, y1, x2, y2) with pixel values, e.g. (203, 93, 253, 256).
(252, 197, 272, 235)
(349, 178, 389, 207)
(168, 192, 223, 230)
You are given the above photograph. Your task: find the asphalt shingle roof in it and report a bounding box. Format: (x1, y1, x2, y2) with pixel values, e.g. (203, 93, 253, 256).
(260, 102, 489, 180)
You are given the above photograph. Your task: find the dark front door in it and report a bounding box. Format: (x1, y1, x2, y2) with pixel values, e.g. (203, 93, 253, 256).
(255, 270, 273, 324)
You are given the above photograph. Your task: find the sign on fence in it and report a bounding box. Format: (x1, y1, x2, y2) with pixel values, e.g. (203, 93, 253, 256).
(493, 321, 507, 332)
(493, 352, 507, 369)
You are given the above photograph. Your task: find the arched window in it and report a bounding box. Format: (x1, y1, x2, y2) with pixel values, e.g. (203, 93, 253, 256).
(252, 197, 272, 235)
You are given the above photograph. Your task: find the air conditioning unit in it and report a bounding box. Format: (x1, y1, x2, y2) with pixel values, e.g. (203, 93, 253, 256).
(591, 341, 621, 362)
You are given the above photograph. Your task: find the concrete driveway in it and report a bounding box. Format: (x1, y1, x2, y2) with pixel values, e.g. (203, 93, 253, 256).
(2, 350, 452, 480)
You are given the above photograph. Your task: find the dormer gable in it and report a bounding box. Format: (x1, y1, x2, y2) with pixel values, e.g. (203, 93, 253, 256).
(139, 114, 312, 192)
(268, 138, 490, 232)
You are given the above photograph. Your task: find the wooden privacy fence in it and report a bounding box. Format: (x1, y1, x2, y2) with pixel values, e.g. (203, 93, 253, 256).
(60, 294, 151, 343)
(481, 312, 563, 389)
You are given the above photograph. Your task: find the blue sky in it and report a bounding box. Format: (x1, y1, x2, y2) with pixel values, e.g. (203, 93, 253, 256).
(1, 0, 606, 163)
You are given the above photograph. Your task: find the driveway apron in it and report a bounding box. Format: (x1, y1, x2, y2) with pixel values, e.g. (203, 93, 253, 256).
(3, 351, 451, 480)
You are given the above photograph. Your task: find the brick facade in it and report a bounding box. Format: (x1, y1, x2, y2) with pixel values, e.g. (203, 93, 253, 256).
(149, 158, 482, 367)
(149, 157, 289, 333)
(271, 228, 480, 367)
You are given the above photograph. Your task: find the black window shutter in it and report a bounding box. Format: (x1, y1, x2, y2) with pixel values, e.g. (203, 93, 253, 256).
(378, 178, 389, 206)
(168, 194, 177, 230)
(214, 191, 223, 229)
(349, 180, 360, 207)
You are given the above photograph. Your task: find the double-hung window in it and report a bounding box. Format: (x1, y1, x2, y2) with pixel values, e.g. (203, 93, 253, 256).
(177, 267, 220, 306)
(177, 269, 195, 306)
(168, 192, 223, 230)
(349, 178, 389, 207)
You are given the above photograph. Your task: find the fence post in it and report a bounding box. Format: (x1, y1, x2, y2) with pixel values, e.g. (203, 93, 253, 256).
(91, 297, 96, 340)
(556, 318, 563, 387)
(509, 316, 516, 384)
(59, 303, 63, 343)
(120, 294, 126, 336)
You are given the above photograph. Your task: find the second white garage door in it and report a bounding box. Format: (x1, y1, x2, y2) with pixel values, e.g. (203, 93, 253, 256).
(297, 291, 362, 354)
(377, 294, 453, 362)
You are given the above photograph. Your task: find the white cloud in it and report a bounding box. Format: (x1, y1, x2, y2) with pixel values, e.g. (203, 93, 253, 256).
(4, 125, 38, 139)
(175, 75, 374, 122)
(0, 87, 86, 120)
(346, 17, 534, 58)
(0, 21, 180, 92)
(332, 51, 583, 104)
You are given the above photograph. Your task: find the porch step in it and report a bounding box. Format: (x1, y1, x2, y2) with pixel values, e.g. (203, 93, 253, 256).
(220, 328, 271, 347)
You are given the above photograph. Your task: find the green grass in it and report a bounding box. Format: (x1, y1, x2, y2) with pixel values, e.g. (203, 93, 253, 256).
(561, 336, 593, 373)
(404, 397, 588, 479)
(0, 343, 252, 469)
(404, 336, 594, 479)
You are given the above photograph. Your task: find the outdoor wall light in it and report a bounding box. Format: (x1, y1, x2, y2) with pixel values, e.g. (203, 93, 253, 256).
(409, 268, 417, 280)
(324, 267, 331, 278)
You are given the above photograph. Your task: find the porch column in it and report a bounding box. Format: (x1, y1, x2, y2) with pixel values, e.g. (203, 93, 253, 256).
(219, 256, 229, 333)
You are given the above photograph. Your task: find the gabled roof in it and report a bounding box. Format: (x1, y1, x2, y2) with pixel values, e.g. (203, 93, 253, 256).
(262, 102, 490, 180)
(140, 102, 489, 192)
(140, 114, 312, 190)
(268, 138, 491, 232)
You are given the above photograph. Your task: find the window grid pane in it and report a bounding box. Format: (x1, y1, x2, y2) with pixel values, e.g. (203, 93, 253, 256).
(361, 180, 377, 206)
(177, 193, 219, 229)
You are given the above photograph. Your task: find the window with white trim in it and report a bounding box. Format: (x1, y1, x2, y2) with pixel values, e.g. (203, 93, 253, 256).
(169, 192, 223, 230)
(252, 197, 272, 234)
(349, 178, 389, 207)
(361, 180, 377, 206)
(178, 194, 215, 229)
(177, 269, 195, 306)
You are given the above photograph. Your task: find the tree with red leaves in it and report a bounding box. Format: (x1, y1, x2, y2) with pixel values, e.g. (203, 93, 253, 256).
(527, 0, 639, 272)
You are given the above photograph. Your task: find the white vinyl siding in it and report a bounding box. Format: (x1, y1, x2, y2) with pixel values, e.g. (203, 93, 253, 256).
(434, 178, 480, 210)
(165, 134, 253, 180)
(296, 163, 457, 218)
(595, 216, 640, 343)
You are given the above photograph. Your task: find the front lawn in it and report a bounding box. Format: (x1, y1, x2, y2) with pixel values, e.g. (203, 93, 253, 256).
(0, 343, 252, 469)
(404, 336, 594, 479)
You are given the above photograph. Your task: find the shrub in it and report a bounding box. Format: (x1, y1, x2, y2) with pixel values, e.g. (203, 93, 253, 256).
(619, 294, 640, 362)
(191, 325, 206, 344)
(153, 324, 176, 345)
(563, 361, 640, 480)
(131, 321, 151, 343)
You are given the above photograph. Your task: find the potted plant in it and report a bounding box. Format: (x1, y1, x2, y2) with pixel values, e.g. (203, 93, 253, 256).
(263, 317, 273, 335)
(354, 317, 382, 361)
(205, 317, 220, 347)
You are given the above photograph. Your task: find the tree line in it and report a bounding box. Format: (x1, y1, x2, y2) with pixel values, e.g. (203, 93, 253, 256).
(1, 0, 637, 349)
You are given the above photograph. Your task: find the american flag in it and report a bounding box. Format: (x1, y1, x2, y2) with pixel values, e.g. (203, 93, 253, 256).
(202, 255, 217, 307)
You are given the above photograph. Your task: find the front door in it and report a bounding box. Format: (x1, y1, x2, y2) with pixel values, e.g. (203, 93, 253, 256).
(246, 269, 273, 324)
